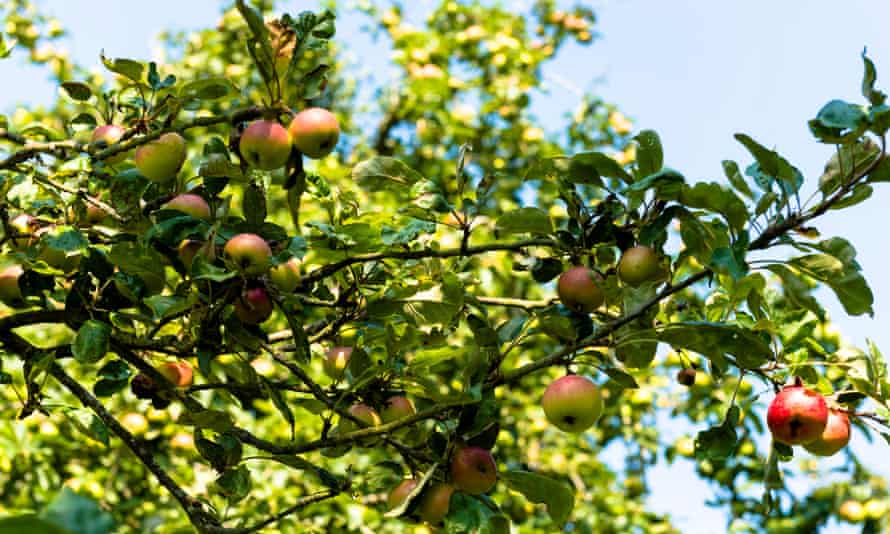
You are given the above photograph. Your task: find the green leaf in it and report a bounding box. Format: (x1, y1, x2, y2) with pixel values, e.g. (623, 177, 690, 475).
(634, 129, 663, 177)
(789, 253, 874, 316)
(381, 219, 436, 246)
(214, 466, 251, 503)
(63, 409, 109, 446)
(99, 52, 144, 83)
(443, 493, 509, 534)
(40, 489, 115, 534)
(709, 246, 748, 280)
(568, 151, 633, 184)
(680, 182, 749, 232)
(633, 322, 773, 369)
(0, 515, 73, 534)
(179, 77, 236, 101)
(862, 49, 886, 106)
(721, 160, 754, 199)
(735, 134, 803, 193)
(602, 367, 639, 389)
(695, 406, 739, 460)
(501, 470, 574, 526)
(60, 82, 92, 101)
(353, 156, 424, 191)
(625, 168, 685, 199)
(495, 207, 553, 235)
(180, 409, 234, 432)
(107, 242, 167, 293)
(813, 100, 867, 131)
(72, 320, 111, 364)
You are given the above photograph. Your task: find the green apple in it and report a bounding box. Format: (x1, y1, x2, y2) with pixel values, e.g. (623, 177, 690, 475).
(0, 265, 24, 303)
(223, 233, 272, 275)
(269, 257, 301, 292)
(387, 478, 419, 510)
(288, 107, 340, 159)
(163, 193, 211, 220)
(134, 132, 187, 182)
(541, 374, 603, 432)
(839, 500, 865, 522)
(158, 361, 194, 388)
(381, 395, 416, 423)
(323, 346, 352, 380)
(90, 124, 128, 164)
(239, 119, 292, 170)
(233, 287, 273, 324)
(417, 483, 455, 525)
(8, 214, 40, 249)
(556, 266, 604, 312)
(803, 408, 850, 456)
(450, 446, 497, 495)
(617, 245, 659, 286)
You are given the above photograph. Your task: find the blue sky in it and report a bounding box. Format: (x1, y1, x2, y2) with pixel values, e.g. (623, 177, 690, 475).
(3, 1, 889, 532)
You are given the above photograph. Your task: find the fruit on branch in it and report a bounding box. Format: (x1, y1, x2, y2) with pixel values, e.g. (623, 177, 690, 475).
(269, 257, 301, 292)
(387, 478, 419, 510)
(288, 107, 340, 159)
(120, 412, 149, 435)
(234, 287, 273, 324)
(541, 374, 603, 432)
(158, 361, 194, 388)
(323, 346, 352, 380)
(223, 233, 272, 275)
(340, 403, 382, 434)
(0, 265, 24, 304)
(239, 120, 292, 170)
(178, 239, 208, 270)
(91, 125, 128, 164)
(766, 384, 828, 445)
(839, 500, 865, 522)
(130, 373, 158, 399)
(617, 245, 659, 286)
(864, 499, 888, 519)
(83, 201, 107, 225)
(676, 368, 697, 387)
(556, 266, 604, 313)
(8, 214, 40, 249)
(450, 446, 497, 495)
(381, 395, 416, 423)
(134, 132, 187, 182)
(803, 408, 851, 456)
(417, 483, 455, 525)
(163, 193, 211, 220)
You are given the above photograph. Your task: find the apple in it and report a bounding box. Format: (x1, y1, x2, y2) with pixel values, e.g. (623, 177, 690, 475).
(617, 245, 659, 286)
(8, 214, 40, 249)
(676, 368, 697, 387)
(323, 346, 353, 380)
(223, 233, 272, 275)
(130, 373, 158, 400)
(163, 193, 211, 220)
(120, 412, 149, 434)
(381, 395, 416, 423)
(340, 403, 382, 434)
(178, 239, 205, 270)
(158, 360, 194, 388)
(387, 478, 419, 510)
(557, 266, 604, 312)
(865, 498, 888, 519)
(541, 374, 603, 432)
(91, 124, 128, 164)
(269, 257, 301, 292)
(234, 287, 274, 324)
(288, 107, 340, 159)
(134, 132, 187, 182)
(239, 120, 292, 170)
(0, 265, 24, 303)
(839, 500, 865, 523)
(450, 446, 497, 495)
(83, 201, 107, 225)
(803, 408, 850, 456)
(417, 483, 455, 525)
(766, 384, 828, 445)
(37, 240, 81, 273)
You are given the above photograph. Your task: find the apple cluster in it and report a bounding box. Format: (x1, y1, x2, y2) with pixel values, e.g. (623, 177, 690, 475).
(766, 383, 851, 456)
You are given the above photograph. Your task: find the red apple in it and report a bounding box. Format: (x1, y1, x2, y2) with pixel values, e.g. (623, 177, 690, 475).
(269, 257, 301, 292)
(91, 124, 128, 164)
(557, 266, 604, 313)
(387, 478, 419, 510)
(803, 408, 851, 456)
(417, 483, 455, 525)
(323, 346, 352, 380)
(234, 287, 273, 324)
(541, 374, 603, 433)
(239, 120, 292, 170)
(163, 193, 211, 220)
(450, 446, 497, 495)
(134, 132, 187, 182)
(158, 361, 194, 388)
(617, 245, 659, 286)
(0, 265, 24, 304)
(766, 384, 829, 445)
(223, 233, 272, 275)
(288, 107, 340, 159)
(381, 395, 416, 423)
(340, 403, 382, 434)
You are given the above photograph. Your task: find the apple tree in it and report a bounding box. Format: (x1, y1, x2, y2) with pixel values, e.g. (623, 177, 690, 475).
(1, 1, 890, 532)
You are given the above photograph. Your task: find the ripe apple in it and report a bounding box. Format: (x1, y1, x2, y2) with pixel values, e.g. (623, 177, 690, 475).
(163, 193, 211, 220)
(676, 368, 697, 387)
(130, 373, 158, 399)
(839, 500, 865, 523)
(340, 403, 382, 434)
(8, 214, 40, 249)
(323, 346, 352, 380)
(766, 384, 828, 445)
(450, 446, 497, 495)
(91, 124, 128, 164)
(158, 360, 194, 388)
(234, 287, 274, 324)
(288, 107, 340, 159)
(387, 478, 419, 509)
(803, 408, 850, 456)
(239, 120, 292, 170)
(557, 266, 604, 313)
(0, 265, 24, 303)
(381, 395, 416, 423)
(134, 132, 187, 182)
(223, 233, 272, 275)
(269, 257, 301, 292)
(541, 374, 603, 432)
(417, 483, 455, 525)
(617, 245, 659, 286)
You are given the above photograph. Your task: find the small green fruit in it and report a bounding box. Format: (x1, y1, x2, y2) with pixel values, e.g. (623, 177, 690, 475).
(617, 245, 659, 286)
(269, 257, 301, 292)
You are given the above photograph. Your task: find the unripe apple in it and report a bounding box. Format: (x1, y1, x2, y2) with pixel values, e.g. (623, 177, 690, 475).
(803, 408, 850, 456)
(223, 233, 272, 275)
(269, 257, 301, 292)
(38, 241, 81, 273)
(158, 360, 194, 388)
(163, 193, 211, 220)
(239, 120, 292, 170)
(387, 478, 419, 510)
(864, 498, 888, 519)
(556, 266, 604, 313)
(120, 412, 149, 435)
(288, 107, 340, 159)
(417, 483, 455, 525)
(450, 446, 497, 495)
(234, 287, 273, 324)
(323, 346, 352, 379)
(8, 214, 40, 249)
(541, 374, 603, 432)
(766, 384, 828, 445)
(340, 403, 382, 434)
(381, 395, 416, 423)
(839, 500, 865, 523)
(178, 239, 205, 270)
(617, 245, 659, 286)
(91, 124, 128, 164)
(0, 265, 24, 303)
(134, 132, 187, 182)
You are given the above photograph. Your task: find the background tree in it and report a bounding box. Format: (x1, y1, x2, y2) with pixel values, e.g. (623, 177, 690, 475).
(0, 1, 889, 533)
